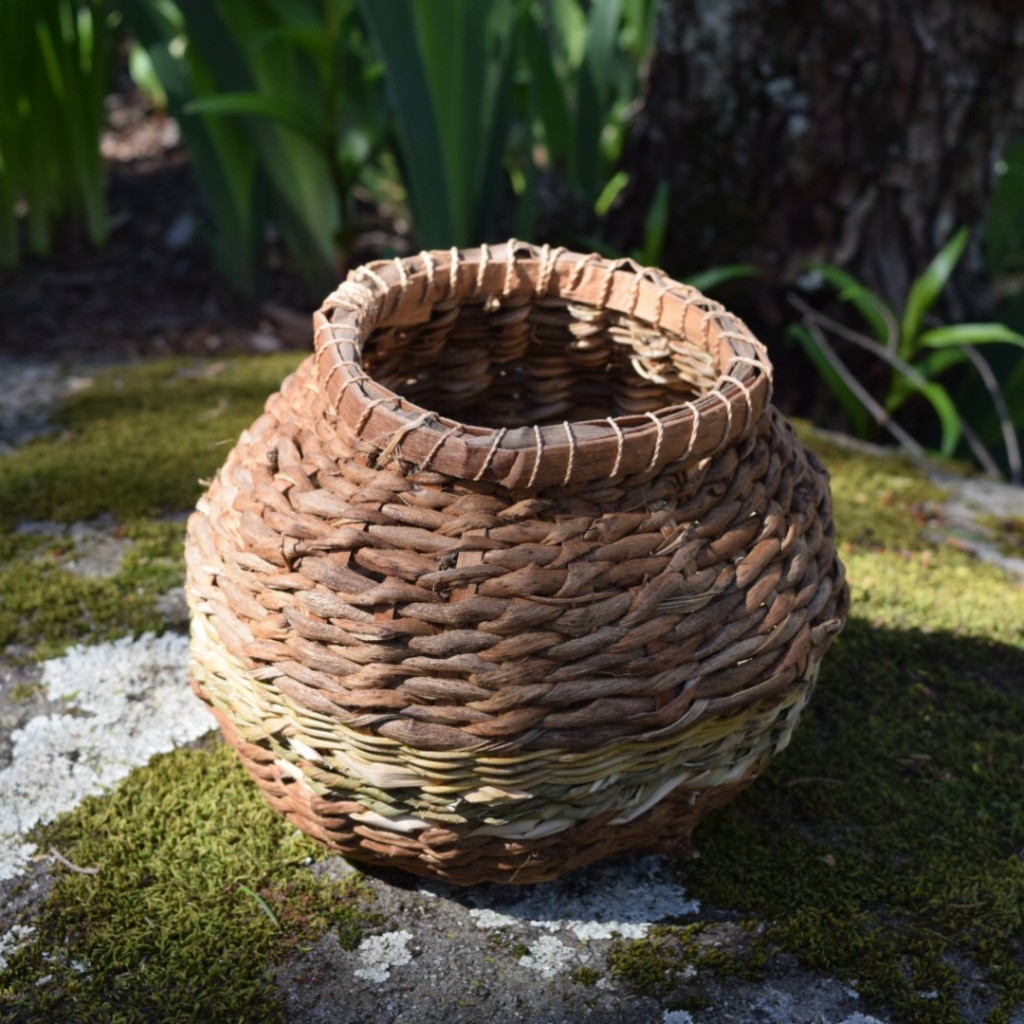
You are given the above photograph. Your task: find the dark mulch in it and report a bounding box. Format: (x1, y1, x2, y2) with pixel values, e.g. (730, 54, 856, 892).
(0, 90, 316, 362)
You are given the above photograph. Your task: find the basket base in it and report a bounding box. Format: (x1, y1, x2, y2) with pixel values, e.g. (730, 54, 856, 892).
(200, 686, 763, 886)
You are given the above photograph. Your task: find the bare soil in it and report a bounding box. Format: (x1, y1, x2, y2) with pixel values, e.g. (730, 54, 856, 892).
(0, 89, 315, 362)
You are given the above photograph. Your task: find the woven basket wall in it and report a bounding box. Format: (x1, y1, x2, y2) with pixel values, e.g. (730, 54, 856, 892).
(185, 241, 849, 885)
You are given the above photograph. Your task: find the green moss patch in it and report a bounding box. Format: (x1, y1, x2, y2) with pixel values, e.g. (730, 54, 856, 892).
(800, 429, 951, 554)
(609, 921, 766, 1010)
(0, 521, 185, 661)
(0, 744, 372, 1024)
(0, 355, 303, 528)
(681, 615, 1024, 1023)
(0, 354, 303, 659)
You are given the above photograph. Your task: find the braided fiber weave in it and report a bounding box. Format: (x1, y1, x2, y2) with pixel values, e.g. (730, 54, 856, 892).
(185, 242, 849, 884)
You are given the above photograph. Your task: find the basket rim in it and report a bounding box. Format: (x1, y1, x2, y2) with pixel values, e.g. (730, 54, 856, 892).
(312, 240, 774, 490)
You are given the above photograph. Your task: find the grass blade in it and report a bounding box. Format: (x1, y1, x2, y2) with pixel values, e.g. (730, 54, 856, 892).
(186, 92, 326, 146)
(811, 263, 895, 347)
(901, 227, 969, 356)
(521, 6, 574, 176)
(359, 0, 452, 245)
(633, 179, 670, 267)
(917, 322, 1024, 350)
(594, 170, 629, 217)
(886, 347, 967, 413)
(787, 323, 873, 439)
(685, 264, 758, 293)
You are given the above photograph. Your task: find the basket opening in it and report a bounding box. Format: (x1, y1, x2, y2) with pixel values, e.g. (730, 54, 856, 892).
(361, 295, 720, 429)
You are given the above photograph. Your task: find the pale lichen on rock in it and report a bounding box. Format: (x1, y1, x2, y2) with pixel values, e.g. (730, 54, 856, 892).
(0, 632, 209, 880)
(352, 930, 414, 983)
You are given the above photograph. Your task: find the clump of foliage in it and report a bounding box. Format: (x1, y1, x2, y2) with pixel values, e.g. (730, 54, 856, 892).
(0, 0, 115, 265)
(120, 0, 662, 293)
(791, 230, 1024, 482)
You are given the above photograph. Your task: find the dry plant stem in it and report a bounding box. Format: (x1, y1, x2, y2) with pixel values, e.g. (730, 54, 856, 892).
(961, 343, 1022, 485)
(880, 302, 900, 356)
(956, 419, 1006, 481)
(48, 846, 101, 875)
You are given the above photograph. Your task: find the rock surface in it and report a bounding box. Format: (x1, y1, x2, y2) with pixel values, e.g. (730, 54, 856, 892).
(3, 355, 1023, 1024)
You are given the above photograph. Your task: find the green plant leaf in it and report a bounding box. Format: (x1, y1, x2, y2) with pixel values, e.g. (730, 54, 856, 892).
(251, 24, 335, 67)
(521, 6, 574, 175)
(787, 323, 873, 439)
(0, 0, 113, 261)
(883, 374, 963, 458)
(901, 227, 969, 357)
(121, 0, 266, 295)
(594, 170, 629, 217)
(811, 263, 894, 345)
(886, 347, 968, 417)
(633, 179, 670, 267)
(359, 0, 452, 245)
(128, 41, 168, 110)
(574, 0, 622, 199)
(620, 0, 659, 60)
(186, 92, 325, 146)
(685, 264, 758, 293)
(361, 0, 514, 246)
(550, 0, 588, 69)
(920, 384, 964, 458)
(917, 322, 1024, 350)
(585, 0, 624, 100)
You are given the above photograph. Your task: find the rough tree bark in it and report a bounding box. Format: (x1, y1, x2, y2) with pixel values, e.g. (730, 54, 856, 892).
(623, 0, 1024, 320)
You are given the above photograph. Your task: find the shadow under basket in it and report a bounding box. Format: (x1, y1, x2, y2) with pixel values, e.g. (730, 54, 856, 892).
(185, 242, 849, 885)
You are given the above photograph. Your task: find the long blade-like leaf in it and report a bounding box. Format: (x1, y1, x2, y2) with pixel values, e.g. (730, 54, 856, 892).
(886, 347, 968, 413)
(917, 322, 1024, 350)
(787, 323, 873, 439)
(585, 0, 623, 99)
(811, 262, 894, 346)
(522, 6, 574, 174)
(186, 92, 326, 145)
(633, 179, 670, 267)
(685, 264, 758, 293)
(359, 0, 452, 246)
(413, 0, 514, 243)
(901, 227, 969, 356)
(883, 374, 963, 458)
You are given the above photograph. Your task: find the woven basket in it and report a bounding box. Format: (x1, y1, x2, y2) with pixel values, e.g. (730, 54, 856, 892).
(185, 241, 849, 885)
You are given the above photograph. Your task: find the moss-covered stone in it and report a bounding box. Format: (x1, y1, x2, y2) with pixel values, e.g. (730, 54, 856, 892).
(0, 521, 185, 661)
(0, 355, 303, 529)
(1, 357, 1022, 1023)
(609, 922, 767, 1004)
(0, 354, 301, 659)
(571, 965, 602, 987)
(0, 744, 373, 1024)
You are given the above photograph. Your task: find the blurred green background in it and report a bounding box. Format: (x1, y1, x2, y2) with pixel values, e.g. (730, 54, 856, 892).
(2, 0, 1023, 484)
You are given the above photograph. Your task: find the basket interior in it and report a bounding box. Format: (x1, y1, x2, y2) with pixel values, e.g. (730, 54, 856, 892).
(362, 294, 721, 429)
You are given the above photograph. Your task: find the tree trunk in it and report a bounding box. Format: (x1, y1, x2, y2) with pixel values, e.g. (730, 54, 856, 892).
(624, 0, 1024, 321)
